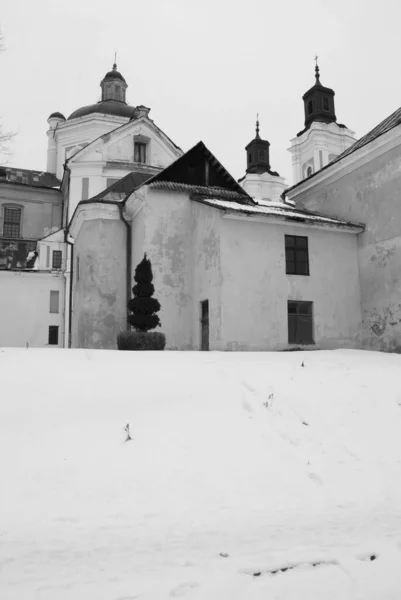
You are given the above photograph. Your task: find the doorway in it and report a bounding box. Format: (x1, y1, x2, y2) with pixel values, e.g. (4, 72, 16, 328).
(200, 300, 209, 351)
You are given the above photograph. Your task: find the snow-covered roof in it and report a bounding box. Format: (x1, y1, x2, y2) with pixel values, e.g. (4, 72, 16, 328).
(195, 197, 365, 232)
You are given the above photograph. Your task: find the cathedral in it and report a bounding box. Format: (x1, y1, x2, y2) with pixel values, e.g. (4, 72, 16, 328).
(1, 60, 400, 353)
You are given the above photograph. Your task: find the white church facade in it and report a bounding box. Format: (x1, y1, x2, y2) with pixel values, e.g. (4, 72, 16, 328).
(1, 61, 400, 353)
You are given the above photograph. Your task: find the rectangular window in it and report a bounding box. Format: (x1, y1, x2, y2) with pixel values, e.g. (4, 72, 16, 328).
(308, 100, 313, 115)
(49, 290, 59, 314)
(52, 250, 62, 269)
(323, 97, 329, 111)
(81, 177, 89, 200)
(48, 325, 59, 345)
(106, 178, 119, 188)
(288, 301, 314, 345)
(3, 207, 21, 238)
(46, 245, 50, 268)
(285, 235, 309, 275)
(134, 142, 147, 164)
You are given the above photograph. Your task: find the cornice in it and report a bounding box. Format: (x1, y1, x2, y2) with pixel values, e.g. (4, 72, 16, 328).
(69, 202, 120, 238)
(221, 212, 362, 234)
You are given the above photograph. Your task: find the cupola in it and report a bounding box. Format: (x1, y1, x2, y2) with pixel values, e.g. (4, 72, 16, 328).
(245, 118, 279, 176)
(302, 60, 336, 131)
(100, 62, 128, 102)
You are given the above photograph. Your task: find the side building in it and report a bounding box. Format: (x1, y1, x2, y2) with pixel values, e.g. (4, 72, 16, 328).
(0, 167, 65, 347)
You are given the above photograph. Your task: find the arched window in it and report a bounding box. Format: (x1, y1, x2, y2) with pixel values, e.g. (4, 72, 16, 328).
(3, 205, 22, 238)
(307, 166, 313, 178)
(259, 150, 266, 160)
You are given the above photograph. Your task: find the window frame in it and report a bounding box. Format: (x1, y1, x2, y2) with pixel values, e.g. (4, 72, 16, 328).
(52, 250, 62, 270)
(285, 235, 310, 276)
(287, 300, 314, 345)
(134, 141, 147, 164)
(2, 204, 22, 239)
(49, 290, 60, 314)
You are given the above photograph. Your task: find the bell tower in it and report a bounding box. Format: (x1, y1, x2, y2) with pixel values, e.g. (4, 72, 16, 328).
(288, 58, 356, 185)
(239, 118, 287, 203)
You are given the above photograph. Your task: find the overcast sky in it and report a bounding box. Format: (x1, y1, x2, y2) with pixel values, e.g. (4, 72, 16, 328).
(2, 0, 401, 185)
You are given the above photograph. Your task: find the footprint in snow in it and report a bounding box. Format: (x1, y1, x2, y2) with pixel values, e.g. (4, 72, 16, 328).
(170, 582, 199, 597)
(308, 472, 324, 485)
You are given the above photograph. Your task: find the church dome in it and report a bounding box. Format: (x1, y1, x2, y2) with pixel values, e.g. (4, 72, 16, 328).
(48, 111, 66, 120)
(67, 100, 136, 120)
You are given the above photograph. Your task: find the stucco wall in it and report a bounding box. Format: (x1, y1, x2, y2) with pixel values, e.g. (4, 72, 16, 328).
(219, 217, 361, 351)
(296, 142, 401, 352)
(140, 189, 193, 350)
(0, 271, 64, 347)
(191, 202, 222, 350)
(72, 217, 126, 349)
(0, 184, 62, 240)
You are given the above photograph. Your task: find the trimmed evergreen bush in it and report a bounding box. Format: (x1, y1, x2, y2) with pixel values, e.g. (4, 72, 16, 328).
(117, 254, 166, 351)
(117, 331, 166, 351)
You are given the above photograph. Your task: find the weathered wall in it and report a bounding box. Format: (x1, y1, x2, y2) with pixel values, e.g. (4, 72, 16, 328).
(297, 142, 401, 352)
(191, 202, 222, 350)
(219, 217, 361, 351)
(72, 217, 126, 349)
(0, 271, 64, 347)
(0, 184, 62, 240)
(141, 189, 193, 350)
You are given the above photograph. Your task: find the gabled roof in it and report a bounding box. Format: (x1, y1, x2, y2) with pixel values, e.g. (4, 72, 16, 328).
(67, 114, 182, 164)
(286, 105, 401, 196)
(144, 141, 255, 205)
(0, 167, 61, 189)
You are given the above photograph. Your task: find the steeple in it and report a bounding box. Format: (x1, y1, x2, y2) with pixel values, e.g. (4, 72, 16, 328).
(301, 58, 336, 132)
(100, 61, 128, 103)
(245, 117, 278, 175)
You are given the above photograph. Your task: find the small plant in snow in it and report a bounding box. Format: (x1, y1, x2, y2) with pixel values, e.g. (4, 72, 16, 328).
(301, 361, 305, 367)
(124, 423, 131, 442)
(263, 393, 274, 408)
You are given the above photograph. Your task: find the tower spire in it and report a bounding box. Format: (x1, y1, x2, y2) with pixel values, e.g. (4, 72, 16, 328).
(113, 52, 117, 69)
(314, 54, 320, 84)
(256, 113, 260, 139)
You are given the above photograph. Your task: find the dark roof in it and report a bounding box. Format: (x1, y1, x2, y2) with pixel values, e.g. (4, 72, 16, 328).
(48, 111, 66, 121)
(286, 105, 401, 196)
(68, 100, 136, 120)
(102, 64, 126, 83)
(145, 141, 254, 204)
(90, 172, 153, 202)
(1, 167, 61, 189)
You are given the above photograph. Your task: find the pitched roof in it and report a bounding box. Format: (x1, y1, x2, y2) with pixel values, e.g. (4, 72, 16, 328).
(0, 167, 61, 189)
(90, 172, 153, 203)
(286, 105, 401, 196)
(195, 198, 364, 232)
(145, 141, 254, 205)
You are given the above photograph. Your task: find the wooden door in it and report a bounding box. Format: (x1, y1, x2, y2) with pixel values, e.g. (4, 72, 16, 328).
(200, 300, 209, 351)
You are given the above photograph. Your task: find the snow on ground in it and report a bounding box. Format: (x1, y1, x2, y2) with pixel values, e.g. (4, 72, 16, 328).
(1, 348, 401, 599)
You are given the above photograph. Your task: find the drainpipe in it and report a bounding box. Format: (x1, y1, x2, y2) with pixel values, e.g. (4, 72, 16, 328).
(63, 163, 74, 348)
(118, 202, 132, 328)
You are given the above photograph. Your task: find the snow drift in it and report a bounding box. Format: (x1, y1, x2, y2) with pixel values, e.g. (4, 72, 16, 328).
(1, 348, 401, 599)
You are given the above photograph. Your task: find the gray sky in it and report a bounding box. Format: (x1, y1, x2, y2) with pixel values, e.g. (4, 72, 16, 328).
(2, 0, 401, 185)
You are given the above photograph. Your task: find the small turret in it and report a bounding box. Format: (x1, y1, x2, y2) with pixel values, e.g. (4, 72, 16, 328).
(46, 112, 65, 174)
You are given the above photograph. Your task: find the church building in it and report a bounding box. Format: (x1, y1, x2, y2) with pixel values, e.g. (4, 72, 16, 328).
(1, 60, 400, 353)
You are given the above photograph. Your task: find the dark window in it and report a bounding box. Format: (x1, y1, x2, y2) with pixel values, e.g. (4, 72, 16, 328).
(323, 97, 329, 111)
(288, 301, 314, 345)
(52, 250, 62, 269)
(307, 166, 313, 177)
(308, 100, 313, 115)
(3, 207, 21, 238)
(259, 150, 266, 160)
(48, 325, 59, 345)
(285, 235, 309, 275)
(248, 152, 252, 164)
(76, 256, 80, 281)
(134, 142, 147, 163)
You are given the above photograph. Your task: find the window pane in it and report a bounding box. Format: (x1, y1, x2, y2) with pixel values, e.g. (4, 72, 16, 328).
(52, 250, 62, 269)
(296, 315, 313, 344)
(288, 302, 298, 314)
(3, 207, 21, 238)
(286, 261, 295, 274)
(285, 235, 295, 248)
(295, 261, 309, 275)
(298, 301, 313, 315)
(49, 291, 59, 314)
(295, 236, 307, 249)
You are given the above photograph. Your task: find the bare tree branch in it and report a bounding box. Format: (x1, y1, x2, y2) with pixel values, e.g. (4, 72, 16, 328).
(0, 29, 16, 163)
